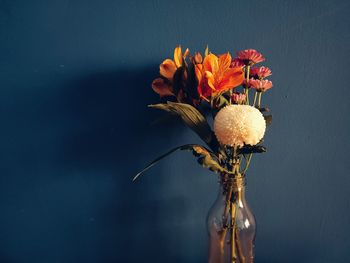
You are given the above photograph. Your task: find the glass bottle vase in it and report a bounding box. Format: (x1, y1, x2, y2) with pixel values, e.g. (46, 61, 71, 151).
(207, 175, 256, 263)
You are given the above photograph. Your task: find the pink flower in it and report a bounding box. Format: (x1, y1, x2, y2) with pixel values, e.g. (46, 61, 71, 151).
(237, 49, 265, 65)
(242, 78, 251, 87)
(250, 66, 272, 79)
(230, 58, 245, 68)
(231, 92, 246, 104)
(249, 79, 273, 92)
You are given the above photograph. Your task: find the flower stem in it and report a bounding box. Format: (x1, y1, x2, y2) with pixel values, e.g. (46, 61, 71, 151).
(231, 200, 237, 263)
(258, 92, 262, 108)
(244, 88, 249, 105)
(230, 150, 240, 263)
(235, 226, 246, 263)
(242, 153, 253, 174)
(246, 65, 250, 83)
(245, 66, 250, 105)
(253, 92, 257, 107)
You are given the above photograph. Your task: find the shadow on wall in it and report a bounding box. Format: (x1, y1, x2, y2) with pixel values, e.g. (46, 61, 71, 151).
(55, 66, 188, 262)
(1, 65, 328, 263)
(60, 66, 160, 166)
(1, 65, 327, 263)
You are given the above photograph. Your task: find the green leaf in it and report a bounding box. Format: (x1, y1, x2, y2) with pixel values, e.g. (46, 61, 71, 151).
(132, 144, 194, 181)
(132, 144, 231, 181)
(149, 101, 219, 151)
(216, 95, 229, 108)
(238, 145, 267, 154)
(190, 145, 232, 174)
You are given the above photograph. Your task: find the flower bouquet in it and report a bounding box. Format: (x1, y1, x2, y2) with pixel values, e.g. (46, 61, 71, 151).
(133, 46, 273, 263)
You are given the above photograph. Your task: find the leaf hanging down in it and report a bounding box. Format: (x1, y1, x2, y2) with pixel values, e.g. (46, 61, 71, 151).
(132, 144, 231, 181)
(132, 144, 194, 181)
(149, 101, 219, 151)
(190, 145, 233, 175)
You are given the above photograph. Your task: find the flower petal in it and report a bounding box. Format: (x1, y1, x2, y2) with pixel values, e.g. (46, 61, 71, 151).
(160, 59, 177, 80)
(197, 70, 216, 100)
(183, 48, 190, 59)
(151, 78, 174, 97)
(195, 64, 203, 82)
(231, 92, 246, 104)
(249, 79, 273, 92)
(237, 49, 265, 64)
(204, 71, 216, 90)
(250, 66, 272, 79)
(230, 58, 245, 68)
(216, 52, 232, 82)
(203, 53, 219, 73)
(217, 67, 244, 92)
(194, 52, 203, 64)
(198, 82, 213, 100)
(218, 52, 232, 72)
(174, 46, 183, 68)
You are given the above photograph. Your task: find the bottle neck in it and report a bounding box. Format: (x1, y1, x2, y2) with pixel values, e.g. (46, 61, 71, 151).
(219, 174, 246, 201)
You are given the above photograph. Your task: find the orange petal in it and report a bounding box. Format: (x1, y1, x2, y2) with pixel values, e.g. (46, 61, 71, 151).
(195, 64, 203, 82)
(204, 71, 216, 90)
(198, 82, 213, 100)
(174, 46, 183, 68)
(216, 53, 232, 82)
(160, 59, 177, 80)
(194, 52, 203, 64)
(183, 48, 190, 59)
(218, 52, 232, 72)
(151, 78, 174, 97)
(217, 67, 244, 92)
(203, 53, 218, 73)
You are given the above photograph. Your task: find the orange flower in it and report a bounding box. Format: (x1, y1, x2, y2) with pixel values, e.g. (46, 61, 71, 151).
(195, 53, 244, 100)
(159, 59, 177, 80)
(153, 46, 190, 99)
(151, 78, 174, 98)
(194, 52, 203, 64)
(159, 46, 185, 81)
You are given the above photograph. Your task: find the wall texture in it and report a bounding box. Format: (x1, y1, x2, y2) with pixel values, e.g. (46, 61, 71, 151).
(0, 0, 349, 262)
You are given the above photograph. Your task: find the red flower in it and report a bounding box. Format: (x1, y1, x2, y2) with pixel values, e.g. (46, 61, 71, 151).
(230, 58, 245, 68)
(237, 49, 265, 65)
(249, 79, 273, 92)
(231, 92, 246, 104)
(250, 66, 272, 79)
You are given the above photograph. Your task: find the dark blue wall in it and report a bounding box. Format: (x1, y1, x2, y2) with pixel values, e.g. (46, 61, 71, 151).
(1, 0, 349, 262)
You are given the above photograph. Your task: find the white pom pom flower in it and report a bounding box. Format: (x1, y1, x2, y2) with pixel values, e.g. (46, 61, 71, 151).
(213, 105, 266, 147)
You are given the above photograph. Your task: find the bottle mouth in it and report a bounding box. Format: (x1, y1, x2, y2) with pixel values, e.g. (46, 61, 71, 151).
(232, 175, 246, 190)
(220, 174, 246, 193)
